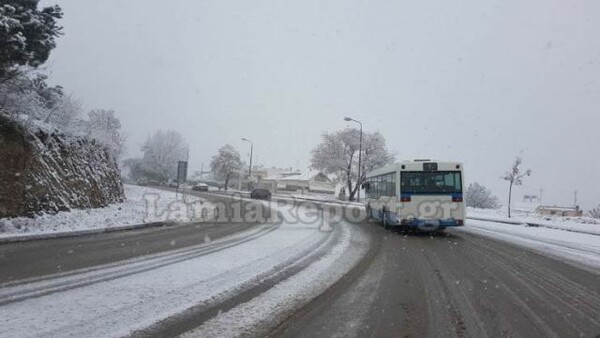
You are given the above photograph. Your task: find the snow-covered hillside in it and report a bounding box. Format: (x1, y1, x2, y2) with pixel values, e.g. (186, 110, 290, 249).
(0, 185, 212, 239)
(0, 114, 124, 218)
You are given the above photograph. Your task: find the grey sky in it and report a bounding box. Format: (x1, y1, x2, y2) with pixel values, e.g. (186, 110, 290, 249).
(42, 0, 600, 209)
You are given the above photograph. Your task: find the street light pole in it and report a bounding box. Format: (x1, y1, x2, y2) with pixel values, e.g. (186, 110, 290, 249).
(241, 137, 253, 178)
(344, 117, 363, 202)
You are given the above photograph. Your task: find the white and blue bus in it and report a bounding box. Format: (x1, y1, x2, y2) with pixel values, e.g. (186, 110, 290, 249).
(363, 160, 465, 230)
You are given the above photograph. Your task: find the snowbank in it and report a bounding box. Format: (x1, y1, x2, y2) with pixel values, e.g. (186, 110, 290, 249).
(0, 185, 213, 239)
(460, 219, 600, 271)
(467, 207, 600, 235)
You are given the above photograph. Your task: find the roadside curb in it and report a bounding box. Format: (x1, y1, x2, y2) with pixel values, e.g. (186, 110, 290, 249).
(0, 221, 175, 244)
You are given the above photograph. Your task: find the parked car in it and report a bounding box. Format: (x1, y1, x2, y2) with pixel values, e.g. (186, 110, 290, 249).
(167, 179, 179, 188)
(147, 179, 161, 186)
(250, 188, 271, 200)
(192, 183, 209, 192)
(204, 180, 225, 190)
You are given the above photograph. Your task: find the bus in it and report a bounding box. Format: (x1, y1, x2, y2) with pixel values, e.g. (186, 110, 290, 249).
(363, 160, 465, 231)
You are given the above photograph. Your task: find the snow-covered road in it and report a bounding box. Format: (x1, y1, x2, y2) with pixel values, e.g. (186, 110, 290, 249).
(0, 200, 369, 338)
(273, 195, 600, 272)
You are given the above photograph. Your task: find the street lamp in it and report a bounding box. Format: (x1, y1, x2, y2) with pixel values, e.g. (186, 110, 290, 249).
(241, 137, 253, 178)
(344, 117, 363, 202)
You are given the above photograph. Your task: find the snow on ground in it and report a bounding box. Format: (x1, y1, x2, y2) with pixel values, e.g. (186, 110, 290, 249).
(459, 219, 600, 271)
(0, 202, 366, 338)
(181, 219, 369, 338)
(467, 206, 600, 235)
(261, 194, 600, 271)
(0, 184, 213, 239)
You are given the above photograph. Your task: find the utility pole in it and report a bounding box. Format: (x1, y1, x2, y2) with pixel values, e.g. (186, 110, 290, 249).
(241, 137, 253, 190)
(241, 138, 253, 177)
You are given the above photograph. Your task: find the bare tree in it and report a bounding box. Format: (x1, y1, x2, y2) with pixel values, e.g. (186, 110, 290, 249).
(465, 182, 501, 209)
(501, 157, 532, 218)
(87, 109, 126, 159)
(311, 128, 394, 201)
(210, 144, 242, 191)
(589, 205, 600, 219)
(141, 130, 188, 182)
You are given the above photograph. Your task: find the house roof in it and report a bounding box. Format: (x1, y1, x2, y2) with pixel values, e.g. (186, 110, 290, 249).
(279, 170, 331, 182)
(537, 205, 579, 211)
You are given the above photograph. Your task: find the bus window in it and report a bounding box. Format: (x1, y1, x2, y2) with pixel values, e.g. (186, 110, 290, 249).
(366, 173, 396, 198)
(384, 173, 396, 196)
(400, 171, 462, 194)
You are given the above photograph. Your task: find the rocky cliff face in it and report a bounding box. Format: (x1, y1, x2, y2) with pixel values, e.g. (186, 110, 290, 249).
(0, 115, 124, 218)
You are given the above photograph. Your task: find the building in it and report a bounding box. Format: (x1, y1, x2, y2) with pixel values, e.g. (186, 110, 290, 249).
(536, 205, 583, 217)
(256, 171, 336, 195)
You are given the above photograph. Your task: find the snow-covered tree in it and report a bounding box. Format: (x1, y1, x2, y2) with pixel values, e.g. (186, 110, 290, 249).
(0, 1, 63, 80)
(210, 144, 242, 191)
(32, 74, 63, 110)
(465, 182, 500, 209)
(87, 109, 126, 159)
(0, 73, 41, 117)
(501, 156, 531, 218)
(311, 128, 394, 201)
(589, 205, 600, 219)
(50, 94, 84, 133)
(141, 130, 188, 182)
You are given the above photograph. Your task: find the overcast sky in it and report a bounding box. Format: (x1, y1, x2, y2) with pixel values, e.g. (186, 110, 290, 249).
(41, 0, 599, 209)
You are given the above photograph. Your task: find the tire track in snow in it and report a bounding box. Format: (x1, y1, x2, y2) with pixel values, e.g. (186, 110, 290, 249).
(0, 223, 279, 306)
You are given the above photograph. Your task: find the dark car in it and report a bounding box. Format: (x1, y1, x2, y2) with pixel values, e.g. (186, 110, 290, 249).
(192, 183, 209, 192)
(250, 188, 271, 200)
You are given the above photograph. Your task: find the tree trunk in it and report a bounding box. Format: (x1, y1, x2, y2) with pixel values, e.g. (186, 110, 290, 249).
(507, 181, 513, 218)
(347, 179, 355, 201)
(224, 174, 230, 191)
(351, 180, 360, 200)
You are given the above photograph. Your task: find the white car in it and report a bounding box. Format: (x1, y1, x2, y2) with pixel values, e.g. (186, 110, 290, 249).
(192, 183, 209, 192)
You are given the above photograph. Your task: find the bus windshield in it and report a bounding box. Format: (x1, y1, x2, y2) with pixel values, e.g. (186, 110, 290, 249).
(400, 171, 462, 195)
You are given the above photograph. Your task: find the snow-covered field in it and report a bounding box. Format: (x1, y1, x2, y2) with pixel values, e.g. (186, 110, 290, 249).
(0, 185, 213, 240)
(0, 202, 368, 338)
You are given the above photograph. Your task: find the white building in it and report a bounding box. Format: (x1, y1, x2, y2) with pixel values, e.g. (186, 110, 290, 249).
(257, 171, 335, 195)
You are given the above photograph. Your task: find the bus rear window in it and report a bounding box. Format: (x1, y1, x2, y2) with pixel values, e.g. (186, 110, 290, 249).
(400, 171, 462, 194)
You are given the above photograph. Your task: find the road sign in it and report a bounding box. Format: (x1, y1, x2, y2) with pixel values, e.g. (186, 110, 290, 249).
(177, 161, 188, 184)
